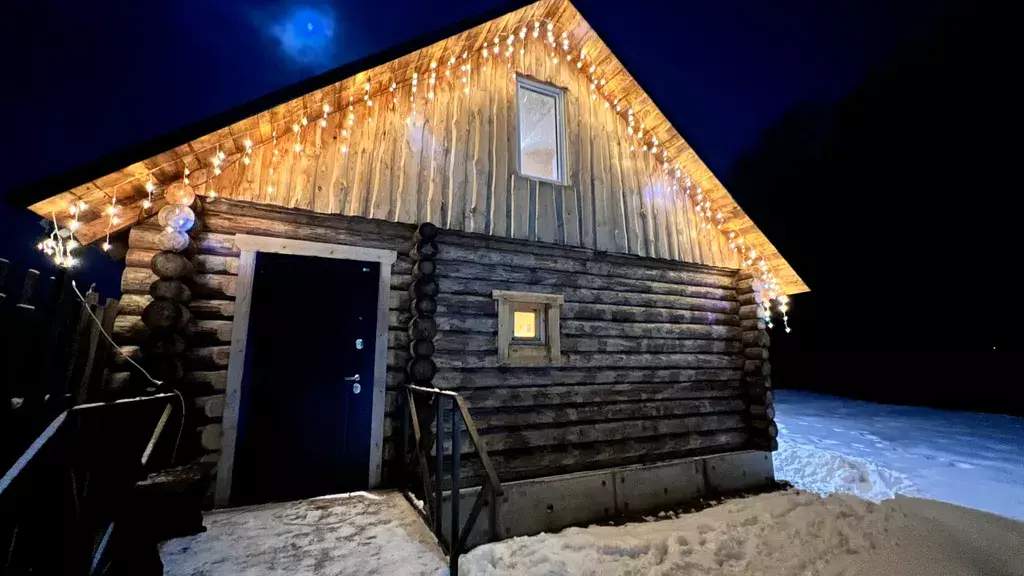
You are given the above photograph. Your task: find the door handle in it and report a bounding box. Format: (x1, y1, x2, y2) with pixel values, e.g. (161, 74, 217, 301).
(344, 374, 360, 382)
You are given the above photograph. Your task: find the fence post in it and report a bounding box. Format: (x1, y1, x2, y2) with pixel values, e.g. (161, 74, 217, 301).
(450, 402, 461, 576)
(434, 397, 443, 539)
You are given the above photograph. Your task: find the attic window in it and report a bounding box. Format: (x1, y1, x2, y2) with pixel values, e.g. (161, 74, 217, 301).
(516, 76, 566, 183)
(493, 290, 564, 366)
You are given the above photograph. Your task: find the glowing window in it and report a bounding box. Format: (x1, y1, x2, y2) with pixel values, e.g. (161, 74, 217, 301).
(493, 291, 564, 366)
(517, 76, 566, 183)
(513, 310, 538, 339)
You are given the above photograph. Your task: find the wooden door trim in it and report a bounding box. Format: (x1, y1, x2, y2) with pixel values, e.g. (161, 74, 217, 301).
(214, 235, 397, 507)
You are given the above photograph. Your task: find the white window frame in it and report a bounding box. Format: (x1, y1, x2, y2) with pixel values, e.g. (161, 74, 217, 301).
(515, 75, 567, 185)
(493, 290, 564, 366)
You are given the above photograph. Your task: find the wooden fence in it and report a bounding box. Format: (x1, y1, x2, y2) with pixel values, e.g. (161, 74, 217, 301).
(0, 257, 121, 473)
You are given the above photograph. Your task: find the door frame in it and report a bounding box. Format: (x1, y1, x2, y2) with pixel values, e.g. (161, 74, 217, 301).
(214, 234, 397, 507)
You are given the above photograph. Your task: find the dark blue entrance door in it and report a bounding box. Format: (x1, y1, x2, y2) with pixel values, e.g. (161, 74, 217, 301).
(232, 252, 380, 505)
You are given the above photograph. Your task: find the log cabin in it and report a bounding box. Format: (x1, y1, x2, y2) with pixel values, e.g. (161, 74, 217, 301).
(9, 0, 806, 543)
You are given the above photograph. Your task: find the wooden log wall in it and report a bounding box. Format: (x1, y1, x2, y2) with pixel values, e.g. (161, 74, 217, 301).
(111, 200, 751, 489)
(418, 227, 751, 485)
(737, 272, 778, 452)
(112, 219, 240, 466)
(201, 37, 742, 270)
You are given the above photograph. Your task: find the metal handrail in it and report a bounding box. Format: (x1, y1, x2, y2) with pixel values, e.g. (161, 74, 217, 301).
(403, 385, 502, 576)
(0, 393, 178, 575)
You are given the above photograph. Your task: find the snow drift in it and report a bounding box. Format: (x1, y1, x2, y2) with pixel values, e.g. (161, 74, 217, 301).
(461, 490, 1024, 575)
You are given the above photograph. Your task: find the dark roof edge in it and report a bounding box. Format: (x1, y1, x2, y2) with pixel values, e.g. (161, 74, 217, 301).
(5, 0, 532, 208)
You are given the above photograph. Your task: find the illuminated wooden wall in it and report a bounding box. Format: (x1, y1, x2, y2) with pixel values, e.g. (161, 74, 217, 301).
(205, 46, 741, 269)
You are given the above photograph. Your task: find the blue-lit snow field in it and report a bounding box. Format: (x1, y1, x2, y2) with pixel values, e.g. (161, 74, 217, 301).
(774, 390, 1024, 520)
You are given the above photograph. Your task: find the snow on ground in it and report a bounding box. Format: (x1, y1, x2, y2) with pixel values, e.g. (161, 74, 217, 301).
(461, 490, 1024, 576)
(160, 490, 447, 576)
(774, 390, 1024, 519)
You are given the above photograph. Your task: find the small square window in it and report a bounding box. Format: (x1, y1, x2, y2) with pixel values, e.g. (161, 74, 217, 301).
(493, 291, 564, 366)
(517, 76, 566, 183)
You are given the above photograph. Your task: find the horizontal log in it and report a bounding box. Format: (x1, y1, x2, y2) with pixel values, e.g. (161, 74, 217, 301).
(128, 249, 240, 275)
(470, 399, 747, 428)
(199, 204, 736, 288)
(735, 278, 763, 295)
(429, 260, 738, 305)
(183, 370, 228, 393)
(739, 319, 766, 331)
(461, 382, 743, 408)
(193, 319, 234, 343)
(741, 330, 770, 347)
(115, 345, 230, 370)
(737, 291, 764, 306)
(565, 303, 737, 326)
(121, 267, 158, 295)
(738, 305, 766, 320)
(475, 413, 747, 452)
(401, 332, 744, 354)
(750, 437, 779, 452)
(414, 293, 740, 324)
(437, 243, 736, 290)
(195, 394, 226, 419)
(562, 320, 741, 340)
(751, 420, 779, 438)
(121, 267, 236, 299)
(131, 226, 239, 256)
(114, 316, 232, 344)
(203, 211, 410, 253)
(422, 368, 744, 389)
(453, 430, 750, 485)
(188, 346, 231, 369)
(389, 350, 743, 370)
(193, 274, 238, 298)
(743, 347, 769, 360)
(744, 375, 773, 393)
(561, 353, 743, 369)
(119, 294, 235, 318)
(744, 360, 771, 375)
(189, 299, 236, 318)
(749, 404, 776, 419)
(438, 226, 738, 277)
(435, 278, 736, 314)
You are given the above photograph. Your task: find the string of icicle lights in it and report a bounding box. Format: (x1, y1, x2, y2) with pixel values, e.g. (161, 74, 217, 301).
(36, 16, 791, 331)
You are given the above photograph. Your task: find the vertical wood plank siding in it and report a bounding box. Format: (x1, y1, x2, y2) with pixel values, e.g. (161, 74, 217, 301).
(111, 201, 748, 487)
(206, 42, 740, 270)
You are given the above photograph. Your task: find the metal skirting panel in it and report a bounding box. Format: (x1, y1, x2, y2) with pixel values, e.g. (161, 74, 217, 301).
(440, 450, 775, 550)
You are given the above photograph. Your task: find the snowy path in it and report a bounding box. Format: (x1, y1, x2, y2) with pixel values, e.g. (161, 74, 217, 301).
(160, 491, 447, 576)
(774, 390, 1024, 520)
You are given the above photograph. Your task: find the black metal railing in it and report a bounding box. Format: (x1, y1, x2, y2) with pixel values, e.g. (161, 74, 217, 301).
(0, 393, 180, 576)
(401, 385, 502, 576)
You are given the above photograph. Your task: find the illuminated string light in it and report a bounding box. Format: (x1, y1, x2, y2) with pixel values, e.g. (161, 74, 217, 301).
(29, 15, 792, 327)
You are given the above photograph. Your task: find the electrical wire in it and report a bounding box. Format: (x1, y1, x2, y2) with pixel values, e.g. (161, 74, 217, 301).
(70, 280, 187, 464)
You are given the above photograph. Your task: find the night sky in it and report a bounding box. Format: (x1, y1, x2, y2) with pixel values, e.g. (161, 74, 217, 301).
(1, 0, 1013, 410)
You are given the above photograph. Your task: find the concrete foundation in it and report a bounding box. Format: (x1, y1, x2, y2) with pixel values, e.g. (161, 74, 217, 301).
(441, 450, 774, 550)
